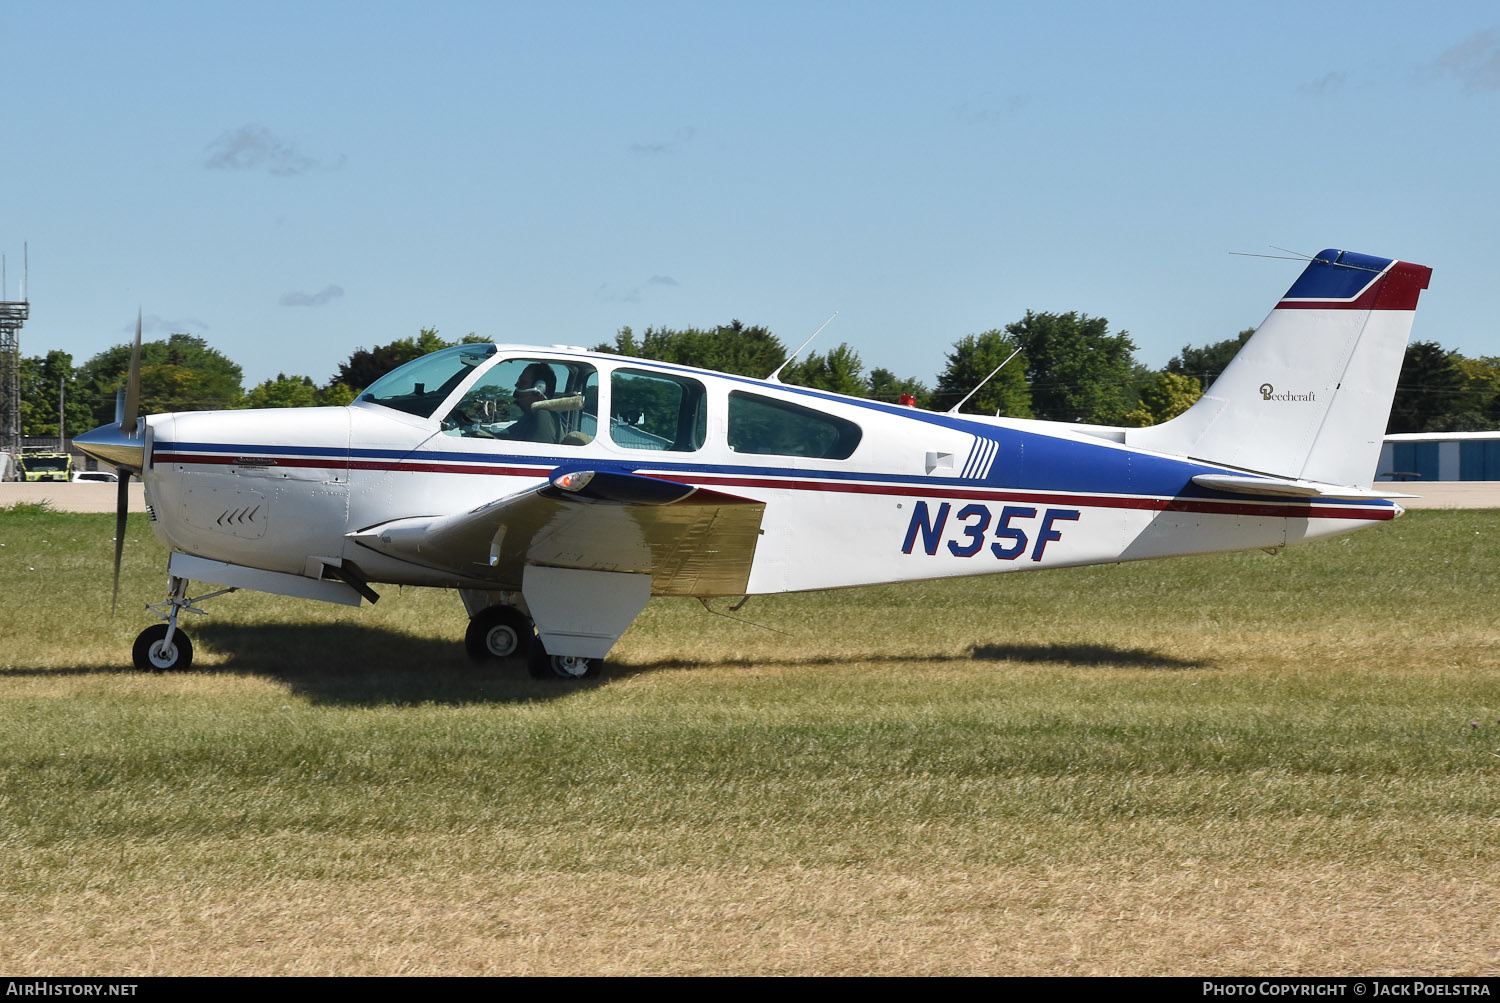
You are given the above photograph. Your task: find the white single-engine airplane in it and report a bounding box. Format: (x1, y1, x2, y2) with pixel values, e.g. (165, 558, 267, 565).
(76, 248, 1431, 679)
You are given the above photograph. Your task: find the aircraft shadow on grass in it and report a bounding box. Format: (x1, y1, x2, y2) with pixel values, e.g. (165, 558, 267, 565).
(6, 631, 1210, 702)
(579, 641, 1213, 674)
(968, 642, 1211, 670)
(192, 622, 589, 706)
(191, 627, 1211, 706)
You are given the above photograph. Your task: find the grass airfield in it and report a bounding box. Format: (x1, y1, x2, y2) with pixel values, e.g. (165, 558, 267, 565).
(1, 505, 1498, 975)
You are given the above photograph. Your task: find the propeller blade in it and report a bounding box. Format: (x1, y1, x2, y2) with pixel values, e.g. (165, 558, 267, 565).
(120, 311, 142, 435)
(112, 473, 129, 614)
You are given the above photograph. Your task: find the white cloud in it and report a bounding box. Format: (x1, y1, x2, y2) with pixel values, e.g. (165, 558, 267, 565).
(1433, 29, 1500, 92)
(133, 313, 210, 335)
(204, 125, 337, 176)
(279, 285, 345, 308)
(628, 127, 697, 156)
(1297, 71, 1346, 96)
(955, 95, 1030, 125)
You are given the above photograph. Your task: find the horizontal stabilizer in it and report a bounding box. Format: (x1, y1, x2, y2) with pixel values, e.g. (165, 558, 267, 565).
(1191, 473, 1418, 500)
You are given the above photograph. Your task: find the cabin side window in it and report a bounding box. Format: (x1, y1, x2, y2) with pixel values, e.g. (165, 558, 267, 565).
(609, 369, 708, 452)
(727, 391, 862, 459)
(441, 358, 598, 446)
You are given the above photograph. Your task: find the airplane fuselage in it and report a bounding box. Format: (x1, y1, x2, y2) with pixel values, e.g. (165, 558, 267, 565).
(77, 248, 1430, 675)
(137, 346, 1397, 600)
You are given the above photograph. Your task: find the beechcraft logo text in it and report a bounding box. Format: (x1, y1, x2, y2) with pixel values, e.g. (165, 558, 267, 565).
(1260, 383, 1317, 402)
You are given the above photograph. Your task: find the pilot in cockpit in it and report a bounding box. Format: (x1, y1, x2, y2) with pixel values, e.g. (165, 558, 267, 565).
(444, 360, 591, 444)
(494, 363, 561, 444)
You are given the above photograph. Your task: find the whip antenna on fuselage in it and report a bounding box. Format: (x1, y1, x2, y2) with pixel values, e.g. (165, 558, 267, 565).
(947, 344, 1024, 414)
(767, 311, 838, 383)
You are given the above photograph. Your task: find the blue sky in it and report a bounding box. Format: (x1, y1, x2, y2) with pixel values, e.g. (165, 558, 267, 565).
(1, 1, 1496, 390)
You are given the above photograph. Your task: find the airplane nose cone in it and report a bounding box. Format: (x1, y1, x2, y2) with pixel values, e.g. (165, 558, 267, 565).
(75, 421, 146, 472)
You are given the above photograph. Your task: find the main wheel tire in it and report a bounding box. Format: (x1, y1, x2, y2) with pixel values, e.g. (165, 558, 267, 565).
(132, 623, 194, 672)
(526, 643, 602, 681)
(465, 605, 533, 661)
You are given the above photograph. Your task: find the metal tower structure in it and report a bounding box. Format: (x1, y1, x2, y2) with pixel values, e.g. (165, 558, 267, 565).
(0, 246, 30, 458)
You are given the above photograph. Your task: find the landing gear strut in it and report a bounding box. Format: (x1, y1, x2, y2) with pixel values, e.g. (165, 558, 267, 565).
(132, 574, 235, 672)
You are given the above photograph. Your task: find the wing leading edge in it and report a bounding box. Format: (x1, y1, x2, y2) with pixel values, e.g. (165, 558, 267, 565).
(347, 468, 766, 596)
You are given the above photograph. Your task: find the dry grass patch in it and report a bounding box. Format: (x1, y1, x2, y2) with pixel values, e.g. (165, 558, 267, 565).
(5, 861, 1499, 975)
(1, 509, 1498, 974)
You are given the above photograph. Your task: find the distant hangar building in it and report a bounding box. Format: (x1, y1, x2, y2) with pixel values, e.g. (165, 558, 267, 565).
(1378, 432, 1500, 482)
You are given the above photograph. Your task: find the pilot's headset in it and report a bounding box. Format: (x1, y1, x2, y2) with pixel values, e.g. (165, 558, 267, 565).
(520, 365, 554, 399)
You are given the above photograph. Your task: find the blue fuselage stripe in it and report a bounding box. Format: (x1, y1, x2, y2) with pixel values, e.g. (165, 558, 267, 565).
(155, 437, 1396, 511)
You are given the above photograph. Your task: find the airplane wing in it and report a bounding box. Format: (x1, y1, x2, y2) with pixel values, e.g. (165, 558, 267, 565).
(347, 466, 766, 596)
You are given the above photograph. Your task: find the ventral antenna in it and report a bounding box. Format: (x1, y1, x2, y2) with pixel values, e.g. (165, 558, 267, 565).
(767, 311, 838, 383)
(947, 344, 1024, 414)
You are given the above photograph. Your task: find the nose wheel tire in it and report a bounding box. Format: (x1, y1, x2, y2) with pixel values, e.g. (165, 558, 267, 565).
(132, 624, 194, 672)
(465, 605, 533, 661)
(527, 644, 602, 681)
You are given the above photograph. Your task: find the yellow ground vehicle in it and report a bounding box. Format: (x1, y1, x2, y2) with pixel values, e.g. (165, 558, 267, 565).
(18, 451, 75, 482)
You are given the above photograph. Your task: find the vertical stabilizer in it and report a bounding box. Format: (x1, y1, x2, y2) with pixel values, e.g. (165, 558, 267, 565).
(1127, 250, 1432, 487)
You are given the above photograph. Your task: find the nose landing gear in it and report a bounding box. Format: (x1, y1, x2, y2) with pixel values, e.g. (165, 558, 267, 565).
(131, 574, 236, 672)
(132, 623, 194, 671)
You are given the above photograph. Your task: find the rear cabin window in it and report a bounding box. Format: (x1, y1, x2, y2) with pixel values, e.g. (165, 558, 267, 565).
(727, 391, 862, 459)
(609, 369, 707, 452)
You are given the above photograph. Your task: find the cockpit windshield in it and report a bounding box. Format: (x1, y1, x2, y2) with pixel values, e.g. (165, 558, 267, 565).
(354, 344, 497, 418)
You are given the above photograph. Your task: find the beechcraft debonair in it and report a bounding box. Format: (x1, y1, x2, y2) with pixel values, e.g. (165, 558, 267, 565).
(76, 248, 1432, 679)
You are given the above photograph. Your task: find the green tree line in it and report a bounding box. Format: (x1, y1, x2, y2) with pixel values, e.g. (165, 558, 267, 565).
(16, 317, 1500, 439)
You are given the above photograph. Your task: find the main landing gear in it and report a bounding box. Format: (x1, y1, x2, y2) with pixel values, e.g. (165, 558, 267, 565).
(527, 645, 602, 681)
(464, 605, 532, 660)
(131, 574, 235, 672)
(460, 591, 604, 681)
